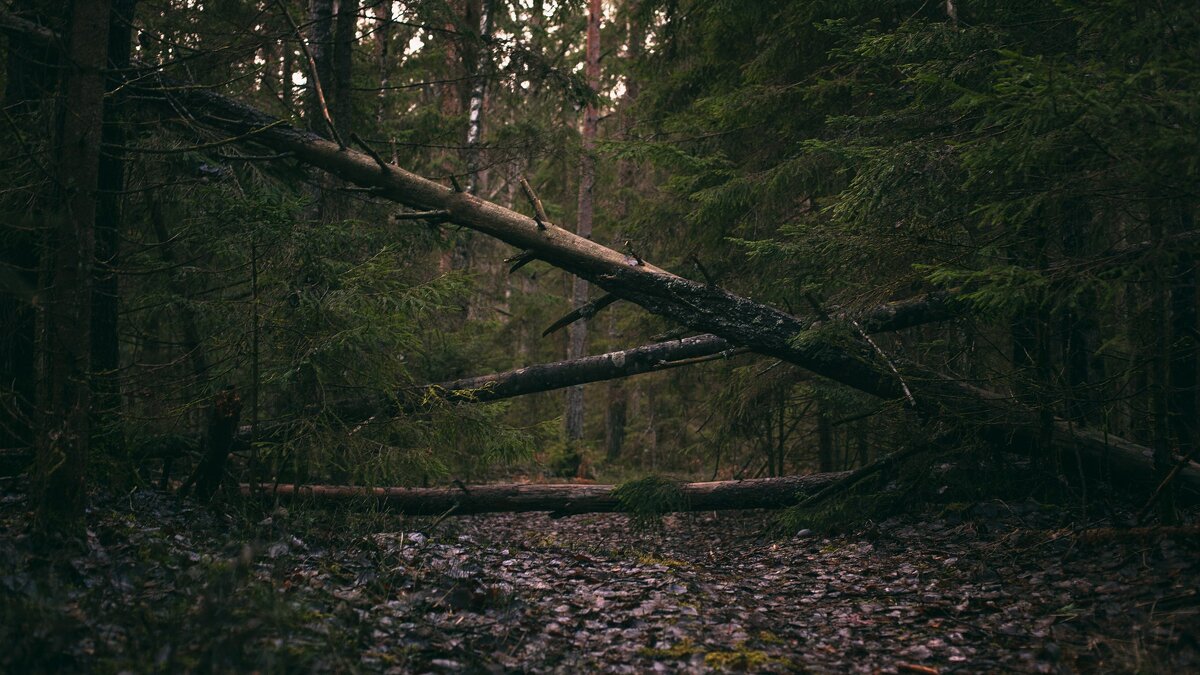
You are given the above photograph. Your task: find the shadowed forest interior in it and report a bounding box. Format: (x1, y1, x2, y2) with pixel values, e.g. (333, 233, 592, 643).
(1, 0, 1198, 672)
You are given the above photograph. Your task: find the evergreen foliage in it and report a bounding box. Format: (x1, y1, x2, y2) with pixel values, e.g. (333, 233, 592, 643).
(613, 475, 687, 526)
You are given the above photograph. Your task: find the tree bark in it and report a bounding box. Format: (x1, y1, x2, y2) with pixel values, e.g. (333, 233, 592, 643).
(465, 0, 492, 195)
(35, 0, 112, 535)
(1170, 206, 1198, 460)
(243, 471, 848, 516)
(419, 335, 738, 408)
(566, 0, 602, 442)
(331, 0, 356, 138)
(817, 404, 834, 473)
(305, 0, 335, 134)
(605, 0, 643, 463)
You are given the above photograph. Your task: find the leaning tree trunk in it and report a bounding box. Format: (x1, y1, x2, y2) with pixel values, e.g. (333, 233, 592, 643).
(244, 471, 848, 517)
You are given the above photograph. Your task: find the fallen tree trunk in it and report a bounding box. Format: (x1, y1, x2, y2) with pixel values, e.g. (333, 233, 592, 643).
(366, 334, 744, 420)
(338, 289, 965, 422)
(5, 16, 1193, 495)
(114, 68, 1198, 494)
(242, 471, 849, 516)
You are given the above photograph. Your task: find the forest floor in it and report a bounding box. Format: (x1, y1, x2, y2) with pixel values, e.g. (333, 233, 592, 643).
(2, 476, 1199, 674)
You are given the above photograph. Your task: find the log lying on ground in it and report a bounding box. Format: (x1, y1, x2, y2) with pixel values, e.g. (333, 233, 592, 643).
(242, 471, 849, 517)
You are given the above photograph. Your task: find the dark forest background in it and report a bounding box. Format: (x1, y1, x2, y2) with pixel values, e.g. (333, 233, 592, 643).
(0, 0, 1197, 534)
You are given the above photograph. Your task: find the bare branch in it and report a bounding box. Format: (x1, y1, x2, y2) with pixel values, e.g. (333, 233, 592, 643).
(520, 177, 549, 229)
(543, 293, 619, 337)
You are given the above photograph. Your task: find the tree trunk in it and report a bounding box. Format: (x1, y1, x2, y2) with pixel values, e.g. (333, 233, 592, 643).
(305, 0, 334, 134)
(371, 0, 392, 126)
(566, 0, 602, 443)
(243, 471, 848, 516)
(1170, 206, 1198, 461)
(183, 386, 243, 503)
(331, 0, 356, 138)
(605, 2, 643, 463)
(855, 419, 870, 467)
(438, 0, 473, 277)
(817, 404, 834, 473)
(605, 372, 627, 462)
(0, 1, 61, 453)
(35, 0, 112, 535)
(92, 0, 136, 452)
(281, 25, 295, 111)
(465, 0, 492, 195)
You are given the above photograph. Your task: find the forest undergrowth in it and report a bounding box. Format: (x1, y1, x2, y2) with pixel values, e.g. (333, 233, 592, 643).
(2, 455, 1197, 674)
